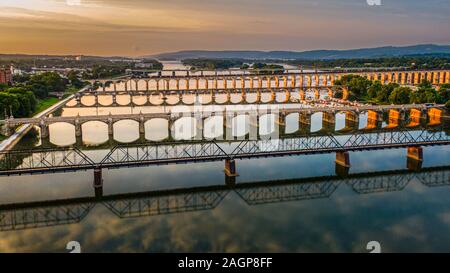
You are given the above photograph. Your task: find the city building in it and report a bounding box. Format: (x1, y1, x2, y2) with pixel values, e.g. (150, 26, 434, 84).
(0, 68, 13, 85)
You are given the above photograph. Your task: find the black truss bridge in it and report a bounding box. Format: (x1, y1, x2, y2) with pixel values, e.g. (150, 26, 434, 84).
(0, 129, 448, 176)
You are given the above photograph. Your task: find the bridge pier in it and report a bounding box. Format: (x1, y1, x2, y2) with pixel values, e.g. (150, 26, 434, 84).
(367, 110, 382, 129)
(224, 159, 238, 177)
(39, 123, 49, 139)
(75, 134, 83, 147)
(407, 109, 426, 127)
(284, 90, 291, 103)
(93, 167, 103, 198)
(345, 111, 359, 130)
(428, 108, 442, 126)
(139, 117, 145, 139)
(74, 119, 82, 138)
(275, 113, 286, 135)
(195, 115, 203, 140)
(249, 113, 258, 140)
(335, 151, 351, 176)
(322, 112, 336, 131)
(407, 146, 423, 171)
(387, 109, 404, 128)
(75, 96, 81, 107)
(224, 112, 234, 140)
(327, 88, 334, 99)
(299, 112, 311, 131)
(342, 87, 349, 101)
(3, 122, 15, 137)
(112, 94, 118, 106)
(299, 89, 306, 101)
(314, 89, 320, 100)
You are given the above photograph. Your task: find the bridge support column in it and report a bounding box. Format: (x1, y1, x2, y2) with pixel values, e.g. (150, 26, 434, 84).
(428, 108, 442, 126)
(387, 109, 404, 128)
(224, 159, 238, 177)
(168, 118, 174, 140)
(256, 90, 261, 103)
(224, 112, 234, 140)
(407, 146, 423, 171)
(299, 89, 305, 101)
(275, 113, 286, 135)
(327, 88, 334, 99)
(299, 112, 311, 132)
(93, 167, 103, 198)
(367, 110, 382, 129)
(314, 89, 320, 100)
(284, 90, 291, 103)
(345, 111, 359, 130)
(3, 122, 15, 137)
(107, 119, 114, 138)
(248, 112, 258, 140)
(335, 151, 350, 176)
(139, 118, 145, 139)
(112, 94, 118, 106)
(407, 109, 424, 127)
(322, 112, 335, 131)
(75, 96, 81, 107)
(75, 134, 83, 147)
(342, 87, 349, 101)
(195, 114, 203, 140)
(74, 120, 82, 138)
(39, 122, 49, 139)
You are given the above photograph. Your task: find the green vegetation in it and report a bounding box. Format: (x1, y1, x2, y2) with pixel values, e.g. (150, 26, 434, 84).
(183, 59, 285, 73)
(183, 59, 244, 70)
(182, 54, 450, 71)
(287, 54, 450, 69)
(33, 97, 59, 115)
(335, 75, 450, 105)
(1, 72, 81, 119)
(81, 64, 133, 79)
(250, 63, 284, 74)
(0, 86, 37, 118)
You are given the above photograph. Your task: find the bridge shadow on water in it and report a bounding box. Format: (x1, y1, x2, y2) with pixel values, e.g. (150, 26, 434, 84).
(0, 165, 449, 232)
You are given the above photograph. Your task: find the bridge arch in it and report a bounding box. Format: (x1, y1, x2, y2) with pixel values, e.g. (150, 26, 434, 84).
(48, 122, 76, 146)
(203, 115, 224, 139)
(284, 113, 300, 134)
(144, 118, 170, 141)
(112, 119, 140, 143)
(80, 121, 109, 145)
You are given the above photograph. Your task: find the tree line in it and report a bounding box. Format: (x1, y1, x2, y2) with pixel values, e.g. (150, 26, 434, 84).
(0, 72, 83, 119)
(334, 75, 450, 106)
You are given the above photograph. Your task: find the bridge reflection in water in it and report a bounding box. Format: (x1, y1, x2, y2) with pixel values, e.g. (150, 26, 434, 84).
(0, 166, 448, 231)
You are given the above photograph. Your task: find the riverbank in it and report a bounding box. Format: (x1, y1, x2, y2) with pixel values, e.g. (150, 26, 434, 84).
(0, 86, 89, 152)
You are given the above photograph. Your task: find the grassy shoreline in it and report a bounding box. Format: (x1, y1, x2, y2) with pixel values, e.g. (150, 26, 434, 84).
(33, 97, 60, 116)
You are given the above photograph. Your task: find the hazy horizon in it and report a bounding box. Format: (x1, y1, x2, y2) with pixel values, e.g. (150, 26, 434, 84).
(1, 0, 449, 57)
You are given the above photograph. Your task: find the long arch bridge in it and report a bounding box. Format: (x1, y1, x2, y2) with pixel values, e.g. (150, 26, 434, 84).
(69, 87, 337, 108)
(3, 104, 446, 141)
(89, 69, 450, 98)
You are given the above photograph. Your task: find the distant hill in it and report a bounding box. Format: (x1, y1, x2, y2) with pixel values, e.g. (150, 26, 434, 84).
(148, 44, 450, 60)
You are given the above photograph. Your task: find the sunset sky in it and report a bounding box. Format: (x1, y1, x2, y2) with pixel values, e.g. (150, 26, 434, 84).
(0, 0, 449, 56)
